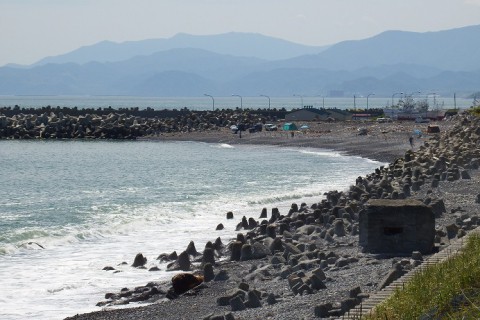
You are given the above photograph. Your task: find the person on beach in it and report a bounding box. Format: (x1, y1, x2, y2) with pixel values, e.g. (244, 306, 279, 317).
(409, 136, 414, 148)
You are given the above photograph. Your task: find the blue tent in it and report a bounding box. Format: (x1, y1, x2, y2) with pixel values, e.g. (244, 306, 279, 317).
(283, 123, 297, 131)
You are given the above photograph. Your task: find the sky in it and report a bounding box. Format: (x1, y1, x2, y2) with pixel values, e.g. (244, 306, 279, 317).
(1, 0, 480, 67)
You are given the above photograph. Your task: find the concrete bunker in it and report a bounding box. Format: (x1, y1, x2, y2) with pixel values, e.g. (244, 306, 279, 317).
(359, 199, 435, 254)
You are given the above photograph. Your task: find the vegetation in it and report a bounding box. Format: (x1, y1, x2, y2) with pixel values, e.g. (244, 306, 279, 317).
(468, 106, 480, 117)
(367, 234, 480, 319)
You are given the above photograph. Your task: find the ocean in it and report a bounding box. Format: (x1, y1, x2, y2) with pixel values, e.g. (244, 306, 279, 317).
(0, 139, 382, 320)
(0, 95, 474, 111)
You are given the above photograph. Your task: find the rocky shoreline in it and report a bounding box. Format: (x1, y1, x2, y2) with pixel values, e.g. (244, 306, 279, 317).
(59, 114, 480, 320)
(0, 107, 283, 140)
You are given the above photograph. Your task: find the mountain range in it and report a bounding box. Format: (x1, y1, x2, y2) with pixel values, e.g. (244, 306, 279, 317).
(1, 25, 479, 97)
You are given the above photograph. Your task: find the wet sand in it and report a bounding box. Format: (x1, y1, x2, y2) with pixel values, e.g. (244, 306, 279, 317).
(147, 120, 452, 162)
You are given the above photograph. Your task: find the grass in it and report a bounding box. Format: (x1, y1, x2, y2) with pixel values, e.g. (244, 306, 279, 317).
(366, 234, 480, 319)
(467, 106, 480, 117)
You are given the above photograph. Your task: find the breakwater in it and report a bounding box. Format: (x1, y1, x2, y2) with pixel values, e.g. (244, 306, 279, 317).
(0, 106, 287, 140)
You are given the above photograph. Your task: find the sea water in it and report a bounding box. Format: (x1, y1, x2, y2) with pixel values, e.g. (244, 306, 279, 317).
(0, 95, 473, 111)
(0, 140, 382, 320)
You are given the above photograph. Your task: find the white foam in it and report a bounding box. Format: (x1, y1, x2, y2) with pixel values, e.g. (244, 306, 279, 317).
(0, 140, 383, 320)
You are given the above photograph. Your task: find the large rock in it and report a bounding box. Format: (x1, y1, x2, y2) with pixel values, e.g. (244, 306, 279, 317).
(360, 199, 435, 254)
(167, 251, 191, 271)
(171, 273, 203, 295)
(132, 253, 147, 268)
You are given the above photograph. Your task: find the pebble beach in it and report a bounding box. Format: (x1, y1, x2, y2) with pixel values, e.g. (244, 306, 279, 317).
(52, 114, 478, 320)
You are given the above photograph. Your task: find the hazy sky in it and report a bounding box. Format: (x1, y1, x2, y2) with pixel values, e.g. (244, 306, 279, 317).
(1, 0, 480, 66)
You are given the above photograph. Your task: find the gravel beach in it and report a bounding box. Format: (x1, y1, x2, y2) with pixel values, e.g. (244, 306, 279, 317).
(65, 116, 480, 320)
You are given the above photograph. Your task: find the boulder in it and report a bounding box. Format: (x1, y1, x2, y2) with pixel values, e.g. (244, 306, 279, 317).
(230, 295, 246, 311)
(245, 290, 262, 308)
(259, 208, 267, 219)
(202, 247, 216, 265)
(240, 244, 253, 261)
(186, 241, 199, 256)
(230, 241, 243, 261)
(251, 241, 270, 259)
(132, 253, 147, 268)
(167, 251, 191, 271)
(203, 263, 215, 282)
(333, 219, 346, 237)
(171, 273, 203, 295)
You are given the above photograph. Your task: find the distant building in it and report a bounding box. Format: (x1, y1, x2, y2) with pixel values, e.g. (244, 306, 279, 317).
(351, 113, 372, 121)
(285, 107, 351, 121)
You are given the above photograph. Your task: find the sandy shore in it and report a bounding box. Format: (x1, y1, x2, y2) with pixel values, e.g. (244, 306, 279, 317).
(145, 120, 453, 162)
(66, 118, 477, 320)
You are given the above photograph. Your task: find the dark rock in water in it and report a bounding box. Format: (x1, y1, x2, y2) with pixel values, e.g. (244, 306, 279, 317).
(171, 273, 204, 295)
(202, 247, 216, 265)
(205, 241, 214, 249)
(157, 251, 178, 262)
(103, 266, 115, 271)
(270, 208, 280, 223)
(214, 237, 224, 250)
(167, 251, 191, 271)
(259, 207, 267, 219)
(149, 266, 160, 271)
(226, 211, 234, 219)
(290, 203, 299, 214)
(186, 241, 199, 256)
(168, 251, 178, 260)
(178, 251, 192, 271)
(216, 223, 224, 230)
(248, 217, 257, 229)
(132, 253, 147, 268)
(236, 233, 246, 243)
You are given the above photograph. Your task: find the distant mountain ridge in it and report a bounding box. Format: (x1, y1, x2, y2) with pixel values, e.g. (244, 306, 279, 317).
(1, 25, 479, 97)
(280, 25, 480, 71)
(33, 32, 328, 66)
